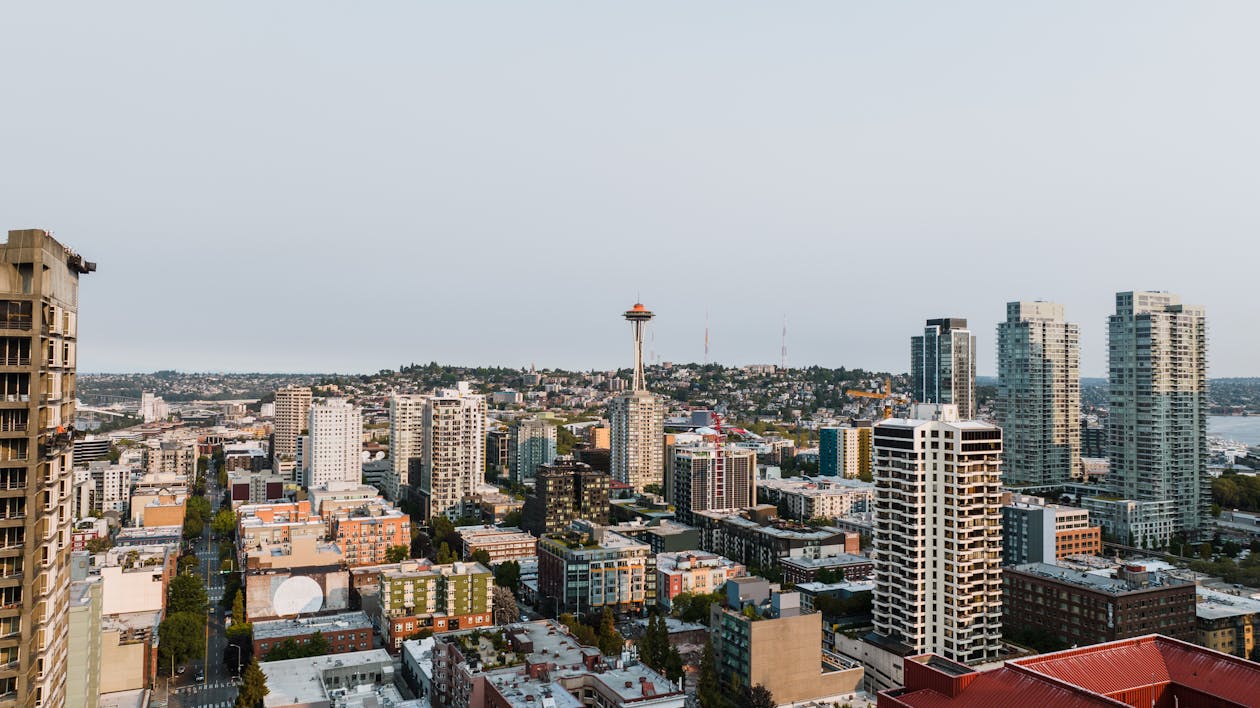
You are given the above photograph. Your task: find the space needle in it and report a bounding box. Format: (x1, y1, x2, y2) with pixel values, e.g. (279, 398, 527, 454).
(623, 302, 654, 392)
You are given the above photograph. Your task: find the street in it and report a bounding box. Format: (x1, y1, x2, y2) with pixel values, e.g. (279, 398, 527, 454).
(166, 467, 239, 708)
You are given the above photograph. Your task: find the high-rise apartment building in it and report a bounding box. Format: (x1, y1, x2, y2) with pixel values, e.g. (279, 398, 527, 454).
(1107, 291, 1209, 537)
(818, 424, 872, 479)
(671, 439, 756, 525)
(507, 416, 556, 484)
(273, 385, 312, 482)
(388, 394, 427, 502)
(996, 302, 1080, 486)
(910, 318, 976, 418)
(419, 383, 487, 522)
(0, 229, 93, 706)
(521, 460, 610, 536)
(305, 399, 363, 488)
(871, 404, 1003, 665)
(609, 304, 665, 492)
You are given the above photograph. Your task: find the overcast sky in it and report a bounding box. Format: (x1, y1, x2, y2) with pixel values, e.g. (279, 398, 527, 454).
(3, 3, 1257, 376)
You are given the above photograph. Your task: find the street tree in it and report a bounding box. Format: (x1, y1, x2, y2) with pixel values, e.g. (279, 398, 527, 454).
(235, 658, 270, 708)
(167, 573, 208, 615)
(386, 545, 410, 563)
(158, 612, 205, 673)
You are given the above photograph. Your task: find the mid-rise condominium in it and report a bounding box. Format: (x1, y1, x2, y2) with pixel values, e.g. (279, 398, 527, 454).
(1108, 291, 1209, 538)
(818, 424, 872, 479)
(388, 394, 427, 502)
(671, 439, 756, 524)
(274, 385, 312, 481)
(507, 416, 556, 484)
(610, 303, 665, 492)
(996, 301, 1080, 486)
(911, 318, 976, 418)
(305, 399, 363, 488)
(419, 383, 487, 521)
(872, 404, 1004, 665)
(0, 229, 94, 705)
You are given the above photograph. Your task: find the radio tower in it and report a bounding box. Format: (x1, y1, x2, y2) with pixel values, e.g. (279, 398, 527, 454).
(780, 315, 788, 370)
(624, 302, 655, 392)
(704, 309, 710, 365)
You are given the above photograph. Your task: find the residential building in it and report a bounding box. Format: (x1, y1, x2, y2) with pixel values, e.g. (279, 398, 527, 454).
(996, 301, 1081, 486)
(521, 460, 610, 537)
(1002, 494, 1101, 565)
(376, 560, 493, 648)
(419, 383, 487, 521)
(671, 438, 756, 524)
(273, 385, 312, 481)
(1081, 422, 1106, 459)
(306, 398, 364, 488)
(508, 416, 557, 484)
(910, 318, 976, 418)
(98, 545, 174, 695)
(588, 424, 610, 449)
(330, 502, 410, 567)
(132, 489, 186, 528)
(252, 611, 375, 658)
(486, 428, 509, 477)
(656, 551, 744, 610)
(757, 476, 874, 522)
(710, 578, 863, 704)
(1195, 587, 1260, 660)
(1002, 562, 1196, 647)
(389, 394, 427, 502)
(537, 524, 654, 615)
(0, 229, 92, 706)
(72, 435, 111, 464)
(409, 620, 683, 708)
(610, 303, 665, 492)
(454, 525, 537, 563)
(871, 404, 1004, 665)
(67, 577, 102, 708)
(141, 439, 195, 479)
(1108, 291, 1209, 540)
(693, 506, 853, 572)
(138, 391, 167, 423)
(88, 461, 133, 515)
(877, 635, 1260, 708)
(819, 424, 872, 479)
(226, 470, 287, 507)
(1080, 496, 1177, 548)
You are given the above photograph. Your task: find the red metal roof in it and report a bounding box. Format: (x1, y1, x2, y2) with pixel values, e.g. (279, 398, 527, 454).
(880, 635, 1260, 708)
(884, 667, 1121, 708)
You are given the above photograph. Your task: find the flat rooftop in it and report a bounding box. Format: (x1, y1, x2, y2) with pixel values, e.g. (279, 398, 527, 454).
(253, 611, 373, 641)
(1196, 587, 1260, 620)
(780, 553, 871, 569)
(260, 648, 393, 706)
(1010, 562, 1192, 595)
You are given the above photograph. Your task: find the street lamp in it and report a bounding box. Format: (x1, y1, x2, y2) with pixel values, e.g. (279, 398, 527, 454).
(229, 643, 243, 676)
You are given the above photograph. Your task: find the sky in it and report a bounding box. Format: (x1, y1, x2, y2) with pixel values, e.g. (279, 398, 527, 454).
(3, 2, 1258, 377)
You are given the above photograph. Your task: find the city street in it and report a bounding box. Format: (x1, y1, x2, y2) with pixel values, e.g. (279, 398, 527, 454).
(167, 468, 239, 708)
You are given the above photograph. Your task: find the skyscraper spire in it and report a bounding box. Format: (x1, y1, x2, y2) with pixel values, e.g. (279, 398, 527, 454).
(623, 302, 654, 392)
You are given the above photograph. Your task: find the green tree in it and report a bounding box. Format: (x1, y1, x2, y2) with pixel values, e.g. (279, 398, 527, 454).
(186, 495, 212, 522)
(235, 658, 270, 708)
(557, 425, 578, 455)
(178, 554, 199, 574)
(471, 549, 492, 566)
(85, 536, 112, 553)
(197, 456, 209, 474)
(429, 516, 455, 546)
(501, 509, 523, 527)
(158, 612, 205, 673)
(745, 684, 775, 708)
(211, 508, 237, 539)
(698, 640, 721, 708)
(168, 573, 209, 615)
(436, 542, 457, 564)
(596, 607, 624, 656)
(386, 545, 410, 563)
(183, 513, 204, 540)
(643, 483, 664, 497)
(494, 560, 521, 592)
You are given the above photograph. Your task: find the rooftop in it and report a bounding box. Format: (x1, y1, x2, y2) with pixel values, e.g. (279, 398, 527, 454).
(261, 649, 394, 706)
(779, 553, 871, 570)
(1008, 562, 1192, 596)
(1196, 587, 1260, 620)
(253, 611, 374, 641)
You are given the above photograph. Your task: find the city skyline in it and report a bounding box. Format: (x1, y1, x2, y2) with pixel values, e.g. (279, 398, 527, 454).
(4, 4, 1259, 376)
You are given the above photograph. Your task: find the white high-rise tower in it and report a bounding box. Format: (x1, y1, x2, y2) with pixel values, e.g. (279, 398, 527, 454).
(389, 394, 428, 501)
(419, 382, 487, 521)
(610, 303, 664, 492)
(305, 398, 363, 488)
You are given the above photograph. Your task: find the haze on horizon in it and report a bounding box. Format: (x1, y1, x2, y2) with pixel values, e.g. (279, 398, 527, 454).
(3, 2, 1257, 377)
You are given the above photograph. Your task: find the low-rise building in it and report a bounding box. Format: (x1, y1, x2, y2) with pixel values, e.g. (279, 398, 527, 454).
(656, 551, 744, 609)
(330, 502, 410, 567)
(694, 505, 852, 572)
(259, 649, 410, 708)
(780, 552, 873, 584)
(1002, 562, 1196, 648)
(407, 620, 684, 708)
(757, 475, 875, 521)
(1195, 587, 1260, 659)
(252, 611, 376, 658)
(709, 577, 864, 705)
(1080, 496, 1176, 548)
(1002, 494, 1101, 565)
(227, 470, 288, 507)
(455, 525, 538, 563)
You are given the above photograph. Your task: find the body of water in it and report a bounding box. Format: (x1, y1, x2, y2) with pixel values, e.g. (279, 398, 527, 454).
(1209, 415, 1260, 446)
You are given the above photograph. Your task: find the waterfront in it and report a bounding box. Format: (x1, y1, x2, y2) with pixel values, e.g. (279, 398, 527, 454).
(1209, 415, 1260, 447)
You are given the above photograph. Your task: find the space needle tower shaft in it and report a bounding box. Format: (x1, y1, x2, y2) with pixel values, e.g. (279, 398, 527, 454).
(624, 303, 654, 392)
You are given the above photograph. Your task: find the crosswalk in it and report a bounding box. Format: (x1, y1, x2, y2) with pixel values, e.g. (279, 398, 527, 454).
(170, 680, 239, 695)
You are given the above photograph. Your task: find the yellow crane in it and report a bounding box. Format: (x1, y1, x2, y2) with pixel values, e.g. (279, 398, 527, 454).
(845, 378, 904, 419)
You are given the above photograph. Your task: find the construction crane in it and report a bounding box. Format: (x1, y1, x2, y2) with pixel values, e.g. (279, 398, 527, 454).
(845, 378, 906, 419)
